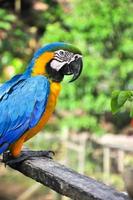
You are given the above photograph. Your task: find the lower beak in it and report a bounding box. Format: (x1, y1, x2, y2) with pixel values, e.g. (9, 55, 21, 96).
(62, 58, 83, 82)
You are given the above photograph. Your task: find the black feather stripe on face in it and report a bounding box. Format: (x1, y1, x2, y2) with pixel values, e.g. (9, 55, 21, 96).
(46, 61, 64, 82)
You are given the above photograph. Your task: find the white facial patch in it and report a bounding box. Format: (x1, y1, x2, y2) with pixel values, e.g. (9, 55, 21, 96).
(50, 50, 82, 71)
(50, 60, 67, 71)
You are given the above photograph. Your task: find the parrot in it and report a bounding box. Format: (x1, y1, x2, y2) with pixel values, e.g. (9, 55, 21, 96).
(0, 42, 83, 164)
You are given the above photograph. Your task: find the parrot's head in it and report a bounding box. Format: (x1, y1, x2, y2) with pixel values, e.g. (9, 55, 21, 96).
(30, 42, 83, 82)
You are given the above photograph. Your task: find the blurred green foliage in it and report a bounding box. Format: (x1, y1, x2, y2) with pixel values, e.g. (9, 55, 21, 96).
(0, 8, 30, 80)
(0, 0, 133, 133)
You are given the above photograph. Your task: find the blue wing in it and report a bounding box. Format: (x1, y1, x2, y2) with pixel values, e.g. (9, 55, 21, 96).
(0, 74, 22, 99)
(0, 75, 50, 154)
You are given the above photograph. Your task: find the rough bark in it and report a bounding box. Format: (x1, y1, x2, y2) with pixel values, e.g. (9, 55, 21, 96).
(6, 155, 130, 200)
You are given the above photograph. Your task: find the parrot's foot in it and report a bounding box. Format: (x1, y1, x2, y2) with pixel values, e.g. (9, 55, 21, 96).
(2, 150, 55, 166)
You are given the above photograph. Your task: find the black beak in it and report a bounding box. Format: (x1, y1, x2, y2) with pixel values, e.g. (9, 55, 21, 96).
(69, 58, 83, 82)
(62, 58, 83, 82)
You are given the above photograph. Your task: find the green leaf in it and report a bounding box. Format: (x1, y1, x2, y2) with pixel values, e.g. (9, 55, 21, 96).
(117, 91, 131, 107)
(111, 90, 121, 114)
(111, 90, 133, 114)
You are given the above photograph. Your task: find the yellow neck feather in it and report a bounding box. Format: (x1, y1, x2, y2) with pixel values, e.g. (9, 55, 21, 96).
(32, 52, 54, 76)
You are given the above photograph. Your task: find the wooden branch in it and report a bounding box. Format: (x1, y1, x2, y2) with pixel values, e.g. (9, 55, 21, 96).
(7, 154, 130, 200)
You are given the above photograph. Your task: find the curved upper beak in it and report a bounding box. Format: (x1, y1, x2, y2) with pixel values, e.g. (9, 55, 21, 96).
(62, 57, 83, 82)
(69, 58, 83, 82)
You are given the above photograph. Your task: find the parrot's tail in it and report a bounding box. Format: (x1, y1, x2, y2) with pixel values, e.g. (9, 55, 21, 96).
(0, 143, 9, 154)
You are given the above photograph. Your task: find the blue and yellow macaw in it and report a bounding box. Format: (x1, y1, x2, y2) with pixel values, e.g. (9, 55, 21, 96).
(0, 42, 83, 162)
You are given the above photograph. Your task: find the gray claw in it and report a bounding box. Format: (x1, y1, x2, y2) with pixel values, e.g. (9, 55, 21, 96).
(2, 150, 55, 166)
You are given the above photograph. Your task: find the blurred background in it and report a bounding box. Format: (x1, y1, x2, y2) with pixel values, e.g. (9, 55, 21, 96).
(0, 0, 133, 199)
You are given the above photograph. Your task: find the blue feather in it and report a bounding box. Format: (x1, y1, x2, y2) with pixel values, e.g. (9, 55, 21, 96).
(0, 143, 9, 154)
(0, 74, 23, 99)
(0, 75, 50, 153)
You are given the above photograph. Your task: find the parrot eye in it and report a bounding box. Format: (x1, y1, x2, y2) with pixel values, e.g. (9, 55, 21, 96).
(59, 50, 65, 56)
